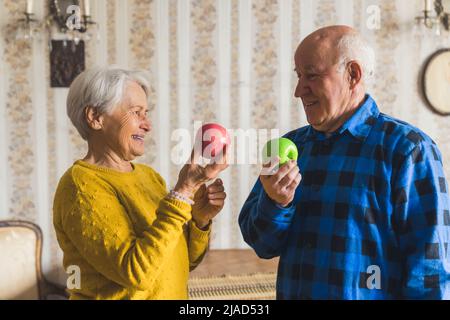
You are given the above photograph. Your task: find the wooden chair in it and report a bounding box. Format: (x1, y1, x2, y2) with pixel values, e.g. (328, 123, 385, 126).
(0, 220, 68, 300)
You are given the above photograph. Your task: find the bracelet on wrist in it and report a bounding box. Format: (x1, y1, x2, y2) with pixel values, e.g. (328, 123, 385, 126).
(167, 189, 195, 205)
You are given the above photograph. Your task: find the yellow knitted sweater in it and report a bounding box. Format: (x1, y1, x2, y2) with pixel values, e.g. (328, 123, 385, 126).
(53, 160, 210, 300)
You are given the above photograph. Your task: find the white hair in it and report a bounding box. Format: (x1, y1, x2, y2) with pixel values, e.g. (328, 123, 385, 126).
(336, 33, 375, 85)
(66, 66, 150, 140)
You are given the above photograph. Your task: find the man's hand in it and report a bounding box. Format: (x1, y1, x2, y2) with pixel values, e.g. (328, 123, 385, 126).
(191, 179, 227, 229)
(259, 157, 301, 207)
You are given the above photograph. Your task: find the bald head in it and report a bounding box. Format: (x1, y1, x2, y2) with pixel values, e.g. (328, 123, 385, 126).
(302, 25, 357, 46)
(295, 25, 374, 84)
(293, 25, 374, 133)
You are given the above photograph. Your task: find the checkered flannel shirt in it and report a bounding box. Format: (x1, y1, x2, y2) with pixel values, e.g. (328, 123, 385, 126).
(239, 95, 450, 299)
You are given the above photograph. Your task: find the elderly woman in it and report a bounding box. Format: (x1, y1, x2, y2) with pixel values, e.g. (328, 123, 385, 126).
(53, 66, 228, 300)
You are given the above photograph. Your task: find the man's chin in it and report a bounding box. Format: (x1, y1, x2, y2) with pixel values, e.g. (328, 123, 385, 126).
(308, 118, 329, 132)
(306, 114, 324, 128)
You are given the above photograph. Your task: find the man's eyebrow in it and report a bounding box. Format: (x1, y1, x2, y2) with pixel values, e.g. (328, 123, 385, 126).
(304, 65, 319, 73)
(294, 65, 319, 73)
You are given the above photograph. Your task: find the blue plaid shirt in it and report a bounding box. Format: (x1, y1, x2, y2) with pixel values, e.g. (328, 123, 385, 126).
(239, 95, 450, 299)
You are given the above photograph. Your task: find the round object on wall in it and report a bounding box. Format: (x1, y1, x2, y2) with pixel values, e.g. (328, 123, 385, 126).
(422, 49, 450, 116)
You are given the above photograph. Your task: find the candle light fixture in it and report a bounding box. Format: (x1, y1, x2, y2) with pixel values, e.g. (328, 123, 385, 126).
(10, 1, 97, 42)
(12, 0, 41, 41)
(415, 0, 450, 37)
(7, 1, 98, 87)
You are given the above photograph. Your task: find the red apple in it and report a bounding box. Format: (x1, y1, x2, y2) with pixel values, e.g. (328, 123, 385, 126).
(196, 123, 231, 159)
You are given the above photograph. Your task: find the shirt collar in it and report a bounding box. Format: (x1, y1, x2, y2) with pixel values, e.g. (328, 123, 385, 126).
(298, 94, 379, 143)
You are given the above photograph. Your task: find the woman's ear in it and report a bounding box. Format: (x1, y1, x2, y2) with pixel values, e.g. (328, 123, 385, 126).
(347, 61, 362, 90)
(85, 106, 104, 131)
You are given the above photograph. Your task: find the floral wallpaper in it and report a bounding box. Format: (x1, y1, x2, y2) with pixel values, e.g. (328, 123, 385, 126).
(107, 0, 116, 65)
(169, 0, 180, 186)
(129, 0, 157, 166)
(229, 0, 242, 246)
(290, 0, 302, 129)
(371, 0, 400, 117)
(353, 0, 363, 31)
(1, 0, 449, 281)
(251, 0, 279, 180)
(315, 0, 338, 28)
(191, 0, 218, 123)
(252, 0, 278, 131)
(3, 0, 35, 222)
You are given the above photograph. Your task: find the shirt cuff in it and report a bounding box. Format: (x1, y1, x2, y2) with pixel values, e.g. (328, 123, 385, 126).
(257, 191, 296, 223)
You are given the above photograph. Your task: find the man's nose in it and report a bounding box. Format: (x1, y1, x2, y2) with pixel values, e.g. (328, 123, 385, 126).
(294, 79, 309, 98)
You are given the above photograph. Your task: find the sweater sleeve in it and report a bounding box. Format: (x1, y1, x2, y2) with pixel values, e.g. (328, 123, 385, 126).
(187, 220, 211, 271)
(150, 168, 211, 271)
(61, 180, 192, 291)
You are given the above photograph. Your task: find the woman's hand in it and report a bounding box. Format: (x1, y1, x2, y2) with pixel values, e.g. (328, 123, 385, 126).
(174, 146, 229, 198)
(191, 179, 227, 229)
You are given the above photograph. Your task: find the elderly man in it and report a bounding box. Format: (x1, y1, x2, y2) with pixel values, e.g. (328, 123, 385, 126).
(239, 25, 450, 299)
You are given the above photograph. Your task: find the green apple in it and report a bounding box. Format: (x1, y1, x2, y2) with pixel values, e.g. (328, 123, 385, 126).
(262, 138, 298, 165)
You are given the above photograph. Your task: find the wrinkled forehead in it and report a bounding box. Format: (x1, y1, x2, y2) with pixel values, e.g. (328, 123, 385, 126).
(119, 81, 149, 108)
(294, 36, 339, 72)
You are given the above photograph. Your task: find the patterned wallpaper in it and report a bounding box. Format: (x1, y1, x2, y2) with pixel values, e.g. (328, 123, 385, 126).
(251, 0, 279, 181)
(129, 0, 157, 166)
(229, 0, 241, 247)
(3, 1, 35, 222)
(1, 0, 449, 282)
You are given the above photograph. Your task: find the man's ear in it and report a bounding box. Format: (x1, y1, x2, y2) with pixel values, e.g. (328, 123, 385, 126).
(85, 106, 104, 131)
(347, 61, 362, 89)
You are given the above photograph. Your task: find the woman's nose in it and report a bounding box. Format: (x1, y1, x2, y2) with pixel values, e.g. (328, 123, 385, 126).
(141, 118, 151, 132)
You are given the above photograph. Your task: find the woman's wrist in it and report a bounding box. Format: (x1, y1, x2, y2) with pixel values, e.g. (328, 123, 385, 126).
(192, 218, 211, 230)
(173, 182, 197, 199)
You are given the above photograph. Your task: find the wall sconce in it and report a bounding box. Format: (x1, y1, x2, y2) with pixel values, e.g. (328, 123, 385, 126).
(12, 1, 97, 42)
(45, 0, 98, 42)
(415, 0, 450, 37)
(9, 0, 97, 87)
(14, 10, 41, 41)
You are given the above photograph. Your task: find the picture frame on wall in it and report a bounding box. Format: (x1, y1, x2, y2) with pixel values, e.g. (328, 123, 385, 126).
(422, 49, 450, 116)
